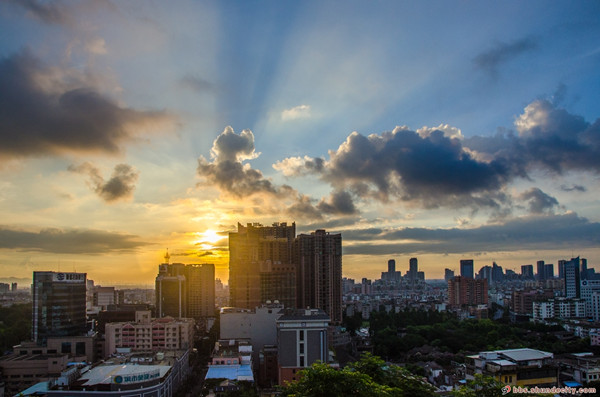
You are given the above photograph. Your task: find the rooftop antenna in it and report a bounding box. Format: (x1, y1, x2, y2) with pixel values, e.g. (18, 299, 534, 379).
(164, 248, 170, 264)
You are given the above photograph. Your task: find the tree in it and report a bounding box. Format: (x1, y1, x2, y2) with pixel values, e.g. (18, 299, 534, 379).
(279, 353, 436, 397)
(451, 374, 505, 397)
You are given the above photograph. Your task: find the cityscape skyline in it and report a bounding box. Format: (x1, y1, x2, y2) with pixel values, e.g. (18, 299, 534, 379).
(1, 2, 599, 285)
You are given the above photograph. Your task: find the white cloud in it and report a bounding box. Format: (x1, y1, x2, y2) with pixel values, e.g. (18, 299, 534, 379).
(281, 104, 311, 121)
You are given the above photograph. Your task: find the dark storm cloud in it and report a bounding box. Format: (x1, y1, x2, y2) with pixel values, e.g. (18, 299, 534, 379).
(317, 190, 358, 215)
(343, 213, 600, 255)
(315, 127, 512, 208)
(69, 162, 139, 202)
(0, 51, 176, 160)
(275, 99, 600, 212)
(285, 195, 323, 220)
(519, 188, 559, 214)
(0, 226, 149, 254)
(466, 100, 600, 174)
(474, 37, 538, 76)
(197, 126, 293, 197)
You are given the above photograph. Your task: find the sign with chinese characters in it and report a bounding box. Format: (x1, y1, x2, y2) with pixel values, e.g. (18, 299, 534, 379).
(112, 368, 161, 384)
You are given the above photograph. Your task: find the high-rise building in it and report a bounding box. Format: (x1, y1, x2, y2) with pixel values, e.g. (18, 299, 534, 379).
(260, 261, 296, 310)
(581, 258, 589, 279)
(521, 265, 534, 279)
(186, 263, 215, 319)
(32, 271, 87, 345)
(294, 229, 342, 323)
(564, 257, 581, 298)
(388, 259, 396, 273)
(444, 268, 455, 282)
(155, 262, 215, 320)
(229, 222, 295, 309)
(544, 264, 554, 280)
(155, 263, 187, 318)
(408, 257, 418, 280)
(558, 260, 566, 279)
(460, 259, 474, 279)
(537, 260, 546, 281)
(447, 276, 488, 307)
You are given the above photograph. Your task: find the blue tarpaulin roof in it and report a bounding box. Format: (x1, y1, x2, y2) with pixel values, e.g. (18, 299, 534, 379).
(205, 364, 254, 382)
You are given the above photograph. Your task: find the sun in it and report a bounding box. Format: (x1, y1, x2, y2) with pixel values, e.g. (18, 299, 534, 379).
(191, 229, 224, 250)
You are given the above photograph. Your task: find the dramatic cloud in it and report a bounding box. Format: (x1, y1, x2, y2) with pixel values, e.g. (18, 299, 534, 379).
(317, 190, 358, 215)
(467, 100, 600, 173)
(0, 226, 149, 254)
(273, 155, 325, 177)
(474, 37, 538, 76)
(197, 126, 292, 197)
(519, 188, 559, 214)
(272, 100, 599, 212)
(69, 162, 139, 202)
(281, 104, 311, 121)
(281, 126, 512, 208)
(343, 213, 600, 255)
(0, 51, 176, 160)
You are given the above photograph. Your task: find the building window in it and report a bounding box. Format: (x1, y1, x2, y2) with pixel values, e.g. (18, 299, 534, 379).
(299, 330, 304, 341)
(300, 356, 305, 366)
(61, 342, 71, 354)
(299, 344, 304, 354)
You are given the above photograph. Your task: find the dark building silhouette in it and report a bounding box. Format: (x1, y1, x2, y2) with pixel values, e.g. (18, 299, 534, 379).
(460, 259, 474, 279)
(155, 261, 215, 320)
(294, 229, 342, 324)
(229, 222, 295, 309)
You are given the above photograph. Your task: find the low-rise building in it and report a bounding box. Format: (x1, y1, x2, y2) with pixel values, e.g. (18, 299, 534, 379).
(104, 311, 194, 358)
(277, 308, 331, 385)
(466, 348, 557, 387)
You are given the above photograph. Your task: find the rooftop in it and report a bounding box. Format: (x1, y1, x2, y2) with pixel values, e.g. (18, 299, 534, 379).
(80, 364, 171, 386)
(205, 364, 254, 382)
(497, 348, 553, 362)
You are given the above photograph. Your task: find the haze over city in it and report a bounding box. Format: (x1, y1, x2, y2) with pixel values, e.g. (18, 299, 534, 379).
(1, 1, 599, 285)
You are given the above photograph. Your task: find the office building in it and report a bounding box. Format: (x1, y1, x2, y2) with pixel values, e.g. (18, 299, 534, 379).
(155, 263, 187, 318)
(544, 264, 554, 280)
(564, 257, 581, 298)
(229, 222, 296, 309)
(294, 229, 342, 323)
(521, 265, 534, 280)
(32, 272, 87, 345)
(460, 259, 474, 279)
(537, 260, 546, 281)
(444, 269, 455, 282)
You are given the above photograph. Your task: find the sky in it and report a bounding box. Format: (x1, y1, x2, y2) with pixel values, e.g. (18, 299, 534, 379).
(1, 0, 599, 286)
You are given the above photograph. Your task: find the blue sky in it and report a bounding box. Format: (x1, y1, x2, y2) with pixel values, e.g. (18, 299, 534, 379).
(0, 1, 599, 284)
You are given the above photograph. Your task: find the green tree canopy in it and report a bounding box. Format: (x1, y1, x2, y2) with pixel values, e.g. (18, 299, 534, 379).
(279, 353, 436, 397)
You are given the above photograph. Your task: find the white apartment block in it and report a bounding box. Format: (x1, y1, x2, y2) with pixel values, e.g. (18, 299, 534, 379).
(104, 311, 194, 358)
(532, 298, 586, 321)
(581, 280, 600, 320)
